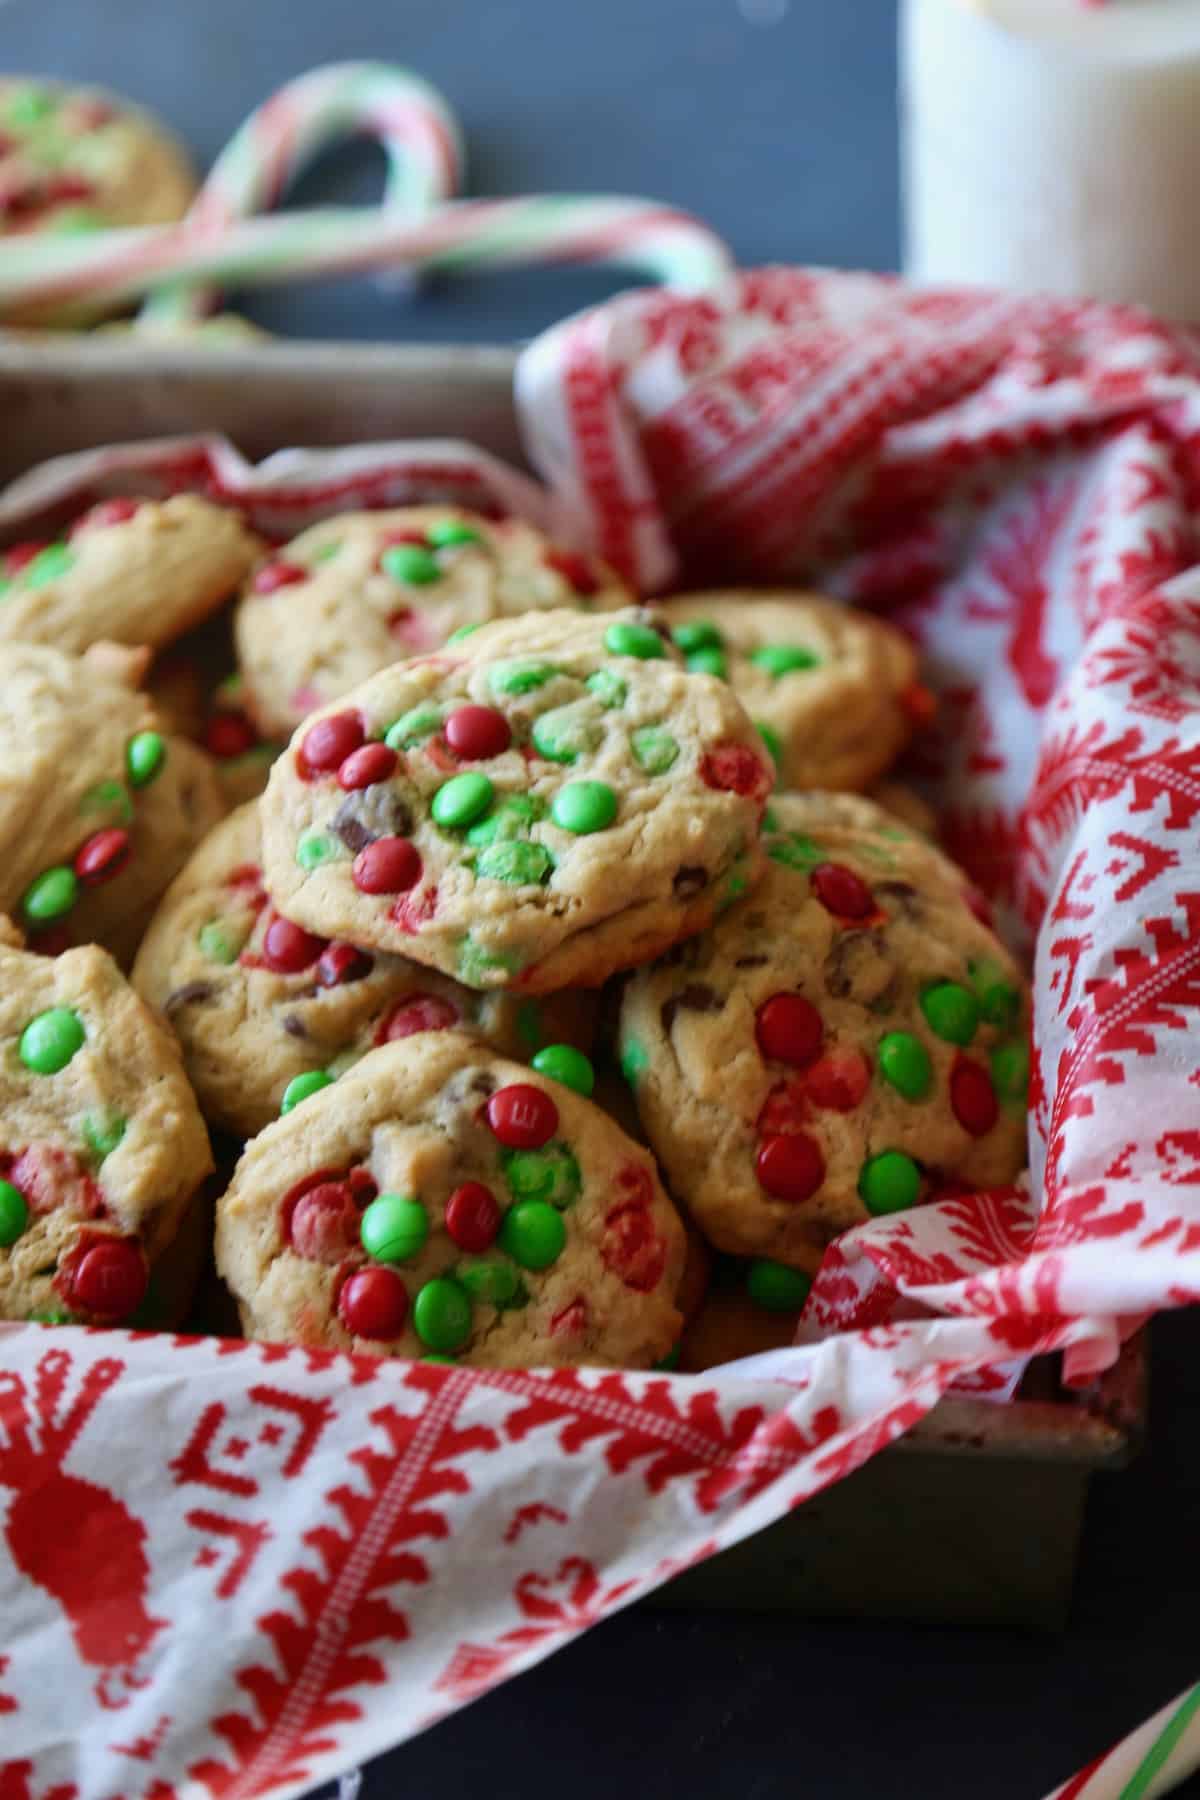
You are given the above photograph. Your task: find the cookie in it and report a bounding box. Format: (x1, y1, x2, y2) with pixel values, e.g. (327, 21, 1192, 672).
(0, 642, 226, 966)
(234, 507, 633, 738)
(0, 79, 195, 238)
(657, 592, 928, 790)
(0, 496, 261, 656)
(259, 608, 773, 992)
(0, 934, 212, 1325)
(618, 792, 1030, 1270)
(133, 802, 596, 1137)
(215, 1032, 686, 1368)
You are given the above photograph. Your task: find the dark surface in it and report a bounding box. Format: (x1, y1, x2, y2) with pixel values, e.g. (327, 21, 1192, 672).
(4, 1, 1199, 1792)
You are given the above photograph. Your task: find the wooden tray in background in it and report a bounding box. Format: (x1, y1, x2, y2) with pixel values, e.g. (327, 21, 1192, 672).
(0, 333, 1144, 1630)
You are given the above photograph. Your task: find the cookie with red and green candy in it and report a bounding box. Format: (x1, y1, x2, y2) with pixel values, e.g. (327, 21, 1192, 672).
(0, 494, 261, 657)
(0, 641, 227, 967)
(657, 592, 931, 792)
(618, 791, 1030, 1272)
(234, 506, 632, 740)
(133, 802, 596, 1138)
(258, 607, 774, 994)
(0, 78, 194, 248)
(0, 925, 213, 1327)
(215, 1031, 686, 1368)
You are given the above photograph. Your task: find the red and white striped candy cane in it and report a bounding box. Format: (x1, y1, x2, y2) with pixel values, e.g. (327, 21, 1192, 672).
(137, 61, 463, 328)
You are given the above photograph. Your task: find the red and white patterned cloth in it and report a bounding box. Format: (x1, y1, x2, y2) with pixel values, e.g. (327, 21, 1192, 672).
(5, 268, 1200, 1797)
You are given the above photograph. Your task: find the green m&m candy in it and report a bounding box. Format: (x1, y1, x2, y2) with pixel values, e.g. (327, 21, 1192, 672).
(458, 1260, 524, 1307)
(24, 544, 75, 588)
(381, 543, 439, 585)
(532, 702, 602, 764)
(671, 619, 722, 654)
(920, 982, 979, 1046)
(859, 1150, 921, 1216)
(751, 645, 820, 677)
(295, 831, 342, 871)
(630, 726, 679, 774)
(413, 1277, 473, 1352)
(620, 1037, 649, 1084)
(426, 519, 482, 548)
(467, 793, 546, 846)
(432, 771, 494, 829)
(969, 960, 1021, 1031)
(502, 1145, 582, 1208)
(22, 865, 77, 924)
(489, 659, 558, 696)
(446, 623, 481, 644)
(991, 1041, 1030, 1103)
(385, 704, 443, 750)
(605, 620, 666, 660)
(653, 1342, 682, 1371)
(361, 1194, 428, 1263)
(82, 1112, 125, 1163)
(746, 1260, 812, 1313)
(476, 840, 554, 886)
(499, 1199, 566, 1269)
(531, 1044, 595, 1096)
(585, 669, 627, 709)
(198, 919, 243, 962)
(0, 1180, 27, 1246)
(126, 730, 166, 788)
(19, 1007, 85, 1074)
(686, 648, 727, 678)
(551, 780, 617, 835)
(878, 1031, 933, 1102)
(280, 1069, 333, 1113)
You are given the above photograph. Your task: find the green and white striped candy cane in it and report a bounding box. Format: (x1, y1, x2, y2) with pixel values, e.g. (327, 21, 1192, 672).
(1044, 1681, 1200, 1800)
(136, 60, 464, 330)
(0, 194, 735, 326)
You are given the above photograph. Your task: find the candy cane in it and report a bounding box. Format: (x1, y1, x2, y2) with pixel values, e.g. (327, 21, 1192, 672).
(138, 62, 463, 328)
(0, 196, 735, 325)
(1043, 1681, 1200, 1800)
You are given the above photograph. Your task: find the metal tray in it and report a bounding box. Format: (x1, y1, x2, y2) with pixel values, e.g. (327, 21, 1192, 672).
(0, 333, 1144, 1630)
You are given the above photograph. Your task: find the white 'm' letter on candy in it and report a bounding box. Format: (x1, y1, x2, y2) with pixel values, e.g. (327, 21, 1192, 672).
(901, 0, 1200, 319)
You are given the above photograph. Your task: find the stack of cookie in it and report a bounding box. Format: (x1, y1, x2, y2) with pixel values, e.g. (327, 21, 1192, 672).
(0, 493, 1031, 1371)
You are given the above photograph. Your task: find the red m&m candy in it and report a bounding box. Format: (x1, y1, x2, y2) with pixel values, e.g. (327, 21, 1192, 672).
(73, 827, 131, 886)
(804, 1048, 871, 1112)
(352, 836, 422, 895)
(755, 993, 823, 1068)
(811, 863, 874, 920)
(204, 712, 258, 759)
(950, 1056, 998, 1136)
(485, 1084, 559, 1149)
(62, 1237, 147, 1319)
(337, 743, 398, 790)
(298, 711, 364, 778)
(444, 704, 512, 760)
(374, 992, 459, 1042)
(445, 1181, 501, 1251)
(337, 1266, 409, 1339)
(288, 1180, 361, 1262)
(261, 916, 327, 974)
(698, 743, 769, 796)
(755, 1132, 825, 1203)
(253, 559, 307, 595)
(316, 942, 374, 987)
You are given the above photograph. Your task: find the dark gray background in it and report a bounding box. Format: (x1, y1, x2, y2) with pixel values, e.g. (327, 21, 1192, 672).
(3, 2, 1199, 1795)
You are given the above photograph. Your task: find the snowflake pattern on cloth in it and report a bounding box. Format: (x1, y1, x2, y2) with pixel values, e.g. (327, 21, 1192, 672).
(5, 272, 1200, 1794)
